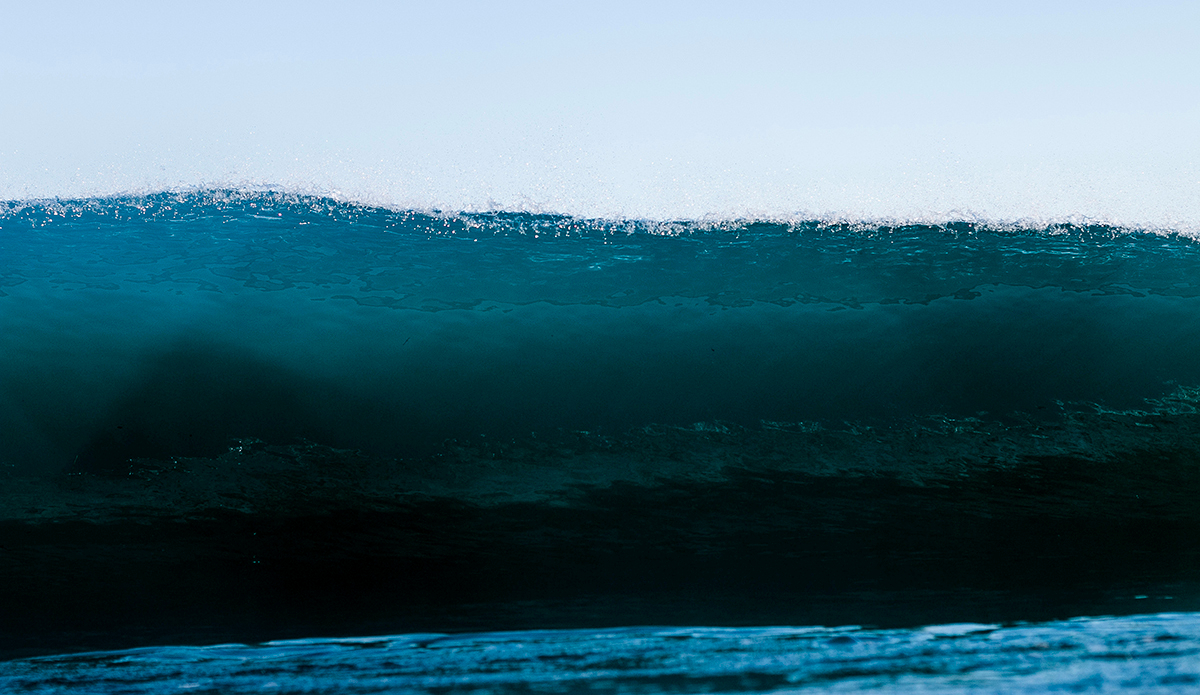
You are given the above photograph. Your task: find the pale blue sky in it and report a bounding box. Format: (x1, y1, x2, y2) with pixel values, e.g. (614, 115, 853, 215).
(2, 1, 1197, 224)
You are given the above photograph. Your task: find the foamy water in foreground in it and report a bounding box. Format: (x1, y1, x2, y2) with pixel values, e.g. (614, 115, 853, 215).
(5, 615, 1200, 694)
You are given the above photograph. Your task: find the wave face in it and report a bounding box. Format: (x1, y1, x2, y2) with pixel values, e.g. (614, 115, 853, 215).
(3, 190, 1200, 659)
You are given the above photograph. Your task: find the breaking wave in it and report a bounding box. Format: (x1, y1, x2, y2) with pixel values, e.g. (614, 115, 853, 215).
(3, 190, 1200, 682)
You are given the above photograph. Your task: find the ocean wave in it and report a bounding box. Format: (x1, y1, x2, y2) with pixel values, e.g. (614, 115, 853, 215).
(3, 188, 1200, 659)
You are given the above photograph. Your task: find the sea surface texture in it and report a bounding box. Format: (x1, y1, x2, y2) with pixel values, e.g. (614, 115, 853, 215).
(3, 615, 1200, 694)
(2, 190, 1200, 689)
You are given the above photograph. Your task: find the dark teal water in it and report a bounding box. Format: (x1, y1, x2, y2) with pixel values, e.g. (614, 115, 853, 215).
(3, 190, 1200, 688)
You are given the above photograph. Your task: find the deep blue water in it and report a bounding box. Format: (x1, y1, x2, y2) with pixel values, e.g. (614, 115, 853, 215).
(3, 190, 1200, 689)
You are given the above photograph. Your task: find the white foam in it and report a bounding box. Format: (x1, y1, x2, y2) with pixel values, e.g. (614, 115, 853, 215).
(2, 2, 1198, 229)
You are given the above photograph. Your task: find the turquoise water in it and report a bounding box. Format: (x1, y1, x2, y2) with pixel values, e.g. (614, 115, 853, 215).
(2, 190, 1200, 689)
(4, 615, 1200, 693)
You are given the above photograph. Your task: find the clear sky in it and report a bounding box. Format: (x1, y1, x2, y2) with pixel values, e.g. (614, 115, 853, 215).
(2, 1, 1197, 225)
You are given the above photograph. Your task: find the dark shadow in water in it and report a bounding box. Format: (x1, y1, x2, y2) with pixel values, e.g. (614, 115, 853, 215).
(70, 340, 380, 475)
(5, 452, 1200, 660)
